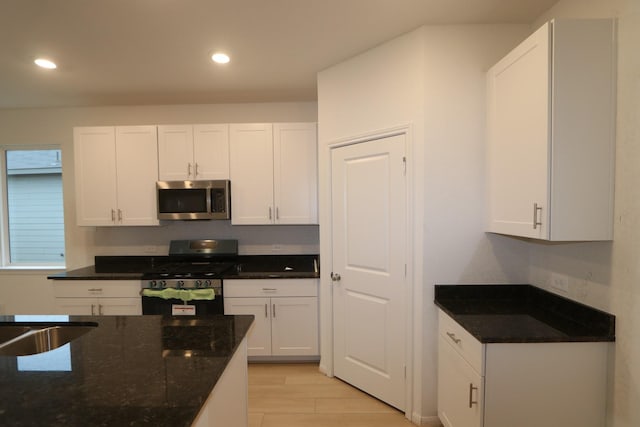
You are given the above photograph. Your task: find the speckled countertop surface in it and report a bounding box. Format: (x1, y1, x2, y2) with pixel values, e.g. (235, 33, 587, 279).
(435, 284, 615, 343)
(48, 255, 320, 280)
(0, 314, 253, 427)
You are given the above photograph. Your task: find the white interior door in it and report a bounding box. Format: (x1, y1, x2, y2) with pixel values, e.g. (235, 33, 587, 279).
(331, 134, 407, 410)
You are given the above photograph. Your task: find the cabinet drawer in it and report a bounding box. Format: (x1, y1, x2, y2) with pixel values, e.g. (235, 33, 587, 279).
(52, 280, 141, 298)
(224, 279, 318, 298)
(438, 310, 484, 374)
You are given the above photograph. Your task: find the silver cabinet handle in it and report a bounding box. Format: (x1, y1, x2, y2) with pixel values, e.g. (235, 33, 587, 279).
(272, 303, 276, 318)
(331, 272, 341, 282)
(188, 162, 192, 177)
(98, 304, 103, 315)
(195, 163, 199, 177)
(262, 288, 277, 292)
(88, 288, 103, 293)
(533, 203, 542, 229)
(276, 207, 279, 220)
(264, 303, 268, 318)
(269, 207, 272, 220)
(118, 209, 123, 222)
(469, 383, 478, 408)
(446, 332, 461, 345)
(111, 209, 116, 222)
(90, 304, 95, 316)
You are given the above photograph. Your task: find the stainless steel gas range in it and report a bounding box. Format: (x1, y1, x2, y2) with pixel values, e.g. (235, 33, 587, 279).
(140, 239, 238, 315)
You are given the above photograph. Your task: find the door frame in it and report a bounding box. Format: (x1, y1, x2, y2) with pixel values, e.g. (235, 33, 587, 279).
(318, 124, 420, 421)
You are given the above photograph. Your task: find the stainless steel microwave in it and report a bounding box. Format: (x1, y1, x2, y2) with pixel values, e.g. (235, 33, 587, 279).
(157, 180, 231, 220)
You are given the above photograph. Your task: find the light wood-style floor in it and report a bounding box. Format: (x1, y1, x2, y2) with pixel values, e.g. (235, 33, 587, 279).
(248, 363, 416, 427)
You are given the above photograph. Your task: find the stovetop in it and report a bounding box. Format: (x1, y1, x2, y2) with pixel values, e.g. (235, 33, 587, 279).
(141, 261, 236, 280)
(142, 239, 238, 280)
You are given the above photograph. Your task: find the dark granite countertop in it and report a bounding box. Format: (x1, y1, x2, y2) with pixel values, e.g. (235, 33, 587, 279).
(434, 284, 615, 343)
(48, 254, 320, 280)
(0, 314, 254, 427)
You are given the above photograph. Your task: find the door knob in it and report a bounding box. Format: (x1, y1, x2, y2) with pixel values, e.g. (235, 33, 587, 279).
(331, 272, 341, 282)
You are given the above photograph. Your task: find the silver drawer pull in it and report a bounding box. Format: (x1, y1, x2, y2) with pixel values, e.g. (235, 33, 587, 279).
(446, 332, 461, 345)
(469, 383, 478, 408)
(533, 202, 542, 229)
(262, 288, 277, 292)
(88, 288, 103, 293)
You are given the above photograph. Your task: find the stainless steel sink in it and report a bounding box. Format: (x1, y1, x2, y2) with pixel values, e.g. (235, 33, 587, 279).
(0, 324, 97, 356)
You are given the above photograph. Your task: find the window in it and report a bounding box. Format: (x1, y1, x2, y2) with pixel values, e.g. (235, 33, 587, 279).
(1, 148, 65, 267)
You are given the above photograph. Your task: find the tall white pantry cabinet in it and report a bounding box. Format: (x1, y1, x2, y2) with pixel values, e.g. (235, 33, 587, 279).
(486, 19, 616, 241)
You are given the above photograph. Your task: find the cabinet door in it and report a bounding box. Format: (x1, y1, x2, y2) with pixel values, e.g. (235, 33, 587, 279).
(229, 124, 274, 224)
(438, 334, 484, 427)
(74, 127, 118, 226)
(55, 297, 98, 315)
(486, 23, 550, 239)
(223, 297, 272, 356)
(158, 125, 195, 180)
(99, 297, 142, 315)
(193, 124, 230, 180)
(273, 123, 318, 224)
(115, 126, 159, 226)
(271, 297, 318, 356)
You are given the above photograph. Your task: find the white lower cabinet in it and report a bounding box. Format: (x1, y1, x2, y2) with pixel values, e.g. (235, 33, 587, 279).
(52, 280, 142, 315)
(223, 279, 318, 358)
(438, 310, 608, 427)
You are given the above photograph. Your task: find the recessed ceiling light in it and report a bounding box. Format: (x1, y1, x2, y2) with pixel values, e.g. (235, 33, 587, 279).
(34, 58, 57, 69)
(211, 53, 230, 64)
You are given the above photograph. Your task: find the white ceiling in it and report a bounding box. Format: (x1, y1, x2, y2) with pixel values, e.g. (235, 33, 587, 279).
(0, 0, 558, 109)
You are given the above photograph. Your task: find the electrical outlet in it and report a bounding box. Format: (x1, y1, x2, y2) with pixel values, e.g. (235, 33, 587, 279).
(550, 273, 570, 294)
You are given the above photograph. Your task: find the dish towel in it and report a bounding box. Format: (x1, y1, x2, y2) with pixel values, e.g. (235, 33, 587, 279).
(141, 288, 215, 301)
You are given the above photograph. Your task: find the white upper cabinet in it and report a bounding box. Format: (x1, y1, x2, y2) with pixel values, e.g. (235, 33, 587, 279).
(273, 123, 318, 224)
(74, 126, 159, 226)
(486, 19, 616, 241)
(230, 123, 317, 225)
(158, 124, 229, 181)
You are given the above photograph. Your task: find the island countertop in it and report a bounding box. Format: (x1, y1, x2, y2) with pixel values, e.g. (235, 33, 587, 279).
(434, 284, 615, 343)
(0, 314, 254, 427)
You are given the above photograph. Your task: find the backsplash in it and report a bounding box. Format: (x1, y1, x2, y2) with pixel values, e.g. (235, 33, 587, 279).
(91, 221, 319, 257)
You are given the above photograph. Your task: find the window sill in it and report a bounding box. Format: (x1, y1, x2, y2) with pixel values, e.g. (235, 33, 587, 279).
(0, 266, 66, 274)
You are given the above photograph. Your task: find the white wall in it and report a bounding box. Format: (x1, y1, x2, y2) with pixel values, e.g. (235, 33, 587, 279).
(527, 1, 640, 426)
(317, 24, 531, 424)
(0, 101, 319, 314)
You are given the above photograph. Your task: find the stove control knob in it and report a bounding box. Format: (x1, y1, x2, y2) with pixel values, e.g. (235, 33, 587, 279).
(204, 280, 211, 288)
(148, 280, 156, 288)
(195, 280, 202, 288)
(159, 280, 167, 288)
(177, 280, 184, 288)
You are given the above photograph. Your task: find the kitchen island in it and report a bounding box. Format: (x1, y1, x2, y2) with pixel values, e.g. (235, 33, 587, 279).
(0, 314, 253, 427)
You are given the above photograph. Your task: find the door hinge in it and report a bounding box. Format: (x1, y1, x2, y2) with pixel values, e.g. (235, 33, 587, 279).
(402, 156, 407, 175)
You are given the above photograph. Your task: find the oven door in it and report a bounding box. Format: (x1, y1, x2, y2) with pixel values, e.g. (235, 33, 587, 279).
(141, 287, 224, 315)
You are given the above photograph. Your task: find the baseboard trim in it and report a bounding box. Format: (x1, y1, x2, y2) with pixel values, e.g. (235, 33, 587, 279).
(412, 414, 442, 426)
